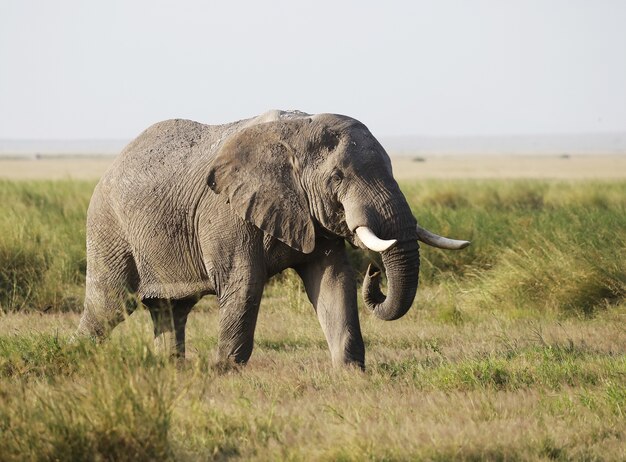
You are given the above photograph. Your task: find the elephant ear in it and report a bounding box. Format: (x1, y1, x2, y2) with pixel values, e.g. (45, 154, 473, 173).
(207, 121, 316, 254)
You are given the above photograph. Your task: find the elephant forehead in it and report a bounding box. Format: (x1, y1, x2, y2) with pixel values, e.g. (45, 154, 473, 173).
(339, 147, 394, 176)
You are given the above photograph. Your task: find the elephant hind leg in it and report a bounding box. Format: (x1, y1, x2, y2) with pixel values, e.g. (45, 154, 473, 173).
(76, 261, 139, 341)
(76, 238, 140, 341)
(144, 297, 197, 359)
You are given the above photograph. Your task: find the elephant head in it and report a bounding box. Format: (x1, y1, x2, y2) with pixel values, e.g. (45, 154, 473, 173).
(207, 113, 469, 322)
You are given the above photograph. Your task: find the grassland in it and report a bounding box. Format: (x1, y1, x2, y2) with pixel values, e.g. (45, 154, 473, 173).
(0, 176, 625, 461)
(2, 154, 626, 180)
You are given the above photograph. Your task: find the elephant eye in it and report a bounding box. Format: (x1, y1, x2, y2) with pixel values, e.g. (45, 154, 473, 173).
(330, 170, 344, 185)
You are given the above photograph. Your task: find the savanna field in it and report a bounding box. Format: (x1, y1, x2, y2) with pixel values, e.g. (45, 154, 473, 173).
(0, 158, 625, 461)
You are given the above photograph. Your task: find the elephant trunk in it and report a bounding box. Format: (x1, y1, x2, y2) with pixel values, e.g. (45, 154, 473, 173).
(362, 240, 420, 321)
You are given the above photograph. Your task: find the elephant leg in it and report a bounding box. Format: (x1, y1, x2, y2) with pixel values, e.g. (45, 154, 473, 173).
(296, 239, 365, 369)
(76, 246, 138, 341)
(77, 280, 136, 340)
(144, 297, 196, 359)
(216, 278, 264, 365)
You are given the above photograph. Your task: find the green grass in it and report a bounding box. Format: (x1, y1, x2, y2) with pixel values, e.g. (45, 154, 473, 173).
(0, 178, 625, 460)
(1, 179, 624, 317)
(402, 180, 626, 317)
(0, 180, 91, 312)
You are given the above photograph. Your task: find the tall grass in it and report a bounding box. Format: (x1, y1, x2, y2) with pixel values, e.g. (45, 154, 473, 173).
(401, 180, 626, 316)
(0, 181, 91, 312)
(0, 332, 175, 461)
(3, 179, 623, 316)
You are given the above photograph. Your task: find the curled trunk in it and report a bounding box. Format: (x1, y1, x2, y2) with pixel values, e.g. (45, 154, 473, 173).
(362, 240, 420, 321)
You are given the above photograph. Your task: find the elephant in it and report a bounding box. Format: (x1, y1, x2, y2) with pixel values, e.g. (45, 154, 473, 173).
(75, 109, 469, 369)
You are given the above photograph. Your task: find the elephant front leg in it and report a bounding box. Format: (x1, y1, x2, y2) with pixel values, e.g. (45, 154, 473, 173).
(296, 240, 365, 369)
(216, 282, 264, 365)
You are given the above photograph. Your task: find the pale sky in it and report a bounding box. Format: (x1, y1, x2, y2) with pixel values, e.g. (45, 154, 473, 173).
(1, 0, 625, 139)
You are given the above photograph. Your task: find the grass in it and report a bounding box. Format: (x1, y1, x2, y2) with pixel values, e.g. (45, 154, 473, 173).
(0, 178, 625, 460)
(0, 308, 624, 461)
(1, 179, 624, 317)
(401, 180, 626, 316)
(0, 181, 90, 312)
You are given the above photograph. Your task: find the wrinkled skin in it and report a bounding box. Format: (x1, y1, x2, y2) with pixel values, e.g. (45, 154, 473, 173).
(76, 110, 423, 369)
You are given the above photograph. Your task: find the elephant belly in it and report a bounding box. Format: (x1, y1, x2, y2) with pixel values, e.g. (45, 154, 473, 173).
(134, 252, 213, 299)
(137, 266, 213, 299)
(128, 222, 213, 299)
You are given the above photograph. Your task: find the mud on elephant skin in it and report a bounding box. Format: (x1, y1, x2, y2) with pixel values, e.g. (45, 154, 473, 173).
(76, 109, 470, 368)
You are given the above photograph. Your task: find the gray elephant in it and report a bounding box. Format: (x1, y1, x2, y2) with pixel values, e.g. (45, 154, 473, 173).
(76, 110, 469, 368)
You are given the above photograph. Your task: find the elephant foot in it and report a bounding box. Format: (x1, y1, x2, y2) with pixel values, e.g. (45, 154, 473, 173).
(341, 359, 366, 371)
(211, 358, 245, 375)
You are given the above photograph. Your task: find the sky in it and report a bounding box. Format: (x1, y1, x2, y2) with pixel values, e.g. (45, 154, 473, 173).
(1, 1, 625, 140)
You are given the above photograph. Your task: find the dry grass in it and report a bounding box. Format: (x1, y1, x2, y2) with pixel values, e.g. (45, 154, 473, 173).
(391, 154, 626, 180)
(1, 300, 624, 461)
(2, 154, 626, 181)
(0, 157, 115, 180)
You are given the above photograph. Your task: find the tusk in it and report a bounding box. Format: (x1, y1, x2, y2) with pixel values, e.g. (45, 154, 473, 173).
(416, 225, 471, 250)
(355, 227, 398, 252)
